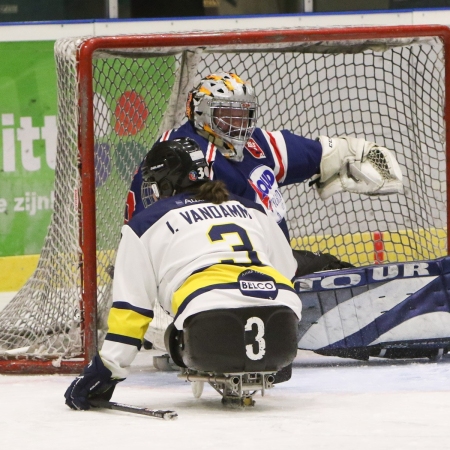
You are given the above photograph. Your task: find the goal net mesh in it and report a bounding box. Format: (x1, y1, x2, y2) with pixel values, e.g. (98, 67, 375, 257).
(0, 30, 446, 365)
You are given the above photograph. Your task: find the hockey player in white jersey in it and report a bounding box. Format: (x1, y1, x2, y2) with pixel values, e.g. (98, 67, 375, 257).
(125, 72, 403, 276)
(65, 138, 302, 410)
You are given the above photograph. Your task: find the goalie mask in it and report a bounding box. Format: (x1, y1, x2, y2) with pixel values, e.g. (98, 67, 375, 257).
(186, 72, 259, 161)
(141, 138, 210, 204)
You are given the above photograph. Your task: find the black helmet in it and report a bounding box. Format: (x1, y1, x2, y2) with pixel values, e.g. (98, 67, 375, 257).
(141, 138, 209, 200)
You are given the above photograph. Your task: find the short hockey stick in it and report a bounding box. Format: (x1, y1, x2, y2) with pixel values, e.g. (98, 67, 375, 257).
(89, 399, 178, 420)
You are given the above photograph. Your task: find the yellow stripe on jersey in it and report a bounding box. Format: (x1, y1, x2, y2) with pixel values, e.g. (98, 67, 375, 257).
(107, 307, 153, 342)
(172, 264, 294, 315)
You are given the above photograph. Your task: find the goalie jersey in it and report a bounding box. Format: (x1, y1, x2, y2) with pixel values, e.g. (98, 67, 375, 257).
(101, 191, 301, 378)
(125, 121, 322, 240)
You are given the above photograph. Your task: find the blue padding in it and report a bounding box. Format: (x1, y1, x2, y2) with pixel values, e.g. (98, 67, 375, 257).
(295, 256, 450, 353)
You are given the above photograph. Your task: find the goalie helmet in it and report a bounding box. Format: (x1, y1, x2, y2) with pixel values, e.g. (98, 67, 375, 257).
(186, 72, 259, 161)
(141, 138, 210, 202)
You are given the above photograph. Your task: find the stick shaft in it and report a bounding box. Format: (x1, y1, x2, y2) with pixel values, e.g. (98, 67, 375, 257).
(89, 399, 178, 420)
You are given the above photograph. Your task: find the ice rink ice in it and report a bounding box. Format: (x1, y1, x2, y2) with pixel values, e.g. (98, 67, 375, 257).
(1, 348, 450, 450)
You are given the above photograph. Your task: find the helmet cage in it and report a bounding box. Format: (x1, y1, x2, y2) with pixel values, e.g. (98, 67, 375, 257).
(141, 180, 158, 208)
(210, 100, 258, 149)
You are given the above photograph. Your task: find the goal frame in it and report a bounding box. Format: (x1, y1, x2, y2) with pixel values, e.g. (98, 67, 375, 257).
(2, 24, 450, 374)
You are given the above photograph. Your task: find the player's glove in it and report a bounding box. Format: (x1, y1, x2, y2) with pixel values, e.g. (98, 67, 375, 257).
(315, 136, 403, 200)
(293, 249, 354, 277)
(64, 353, 123, 410)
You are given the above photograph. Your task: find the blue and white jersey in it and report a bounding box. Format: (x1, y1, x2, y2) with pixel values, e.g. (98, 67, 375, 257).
(102, 191, 301, 378)
(125, 121, 322, 240)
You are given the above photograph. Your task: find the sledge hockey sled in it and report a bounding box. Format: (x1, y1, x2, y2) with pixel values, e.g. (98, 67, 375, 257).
(164, 305, 299, 407)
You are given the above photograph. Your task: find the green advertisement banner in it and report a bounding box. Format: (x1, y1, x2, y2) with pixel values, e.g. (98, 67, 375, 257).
(0, 41, 57, 257)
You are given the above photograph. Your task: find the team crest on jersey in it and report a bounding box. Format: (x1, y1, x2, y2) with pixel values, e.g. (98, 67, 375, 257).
(238, 269, 278, 300)
(188, 170, 198, 181)
(245, 138, 265, 159)
(248, 165, 286, 223)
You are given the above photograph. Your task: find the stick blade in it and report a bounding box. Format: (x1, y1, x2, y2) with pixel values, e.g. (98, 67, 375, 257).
(89, 399, 178, 420)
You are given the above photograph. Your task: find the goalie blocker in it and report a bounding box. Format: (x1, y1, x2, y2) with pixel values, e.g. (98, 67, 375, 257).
(295, 256, 450, 360)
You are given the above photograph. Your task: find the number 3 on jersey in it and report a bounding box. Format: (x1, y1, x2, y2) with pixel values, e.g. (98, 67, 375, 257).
(245, 316, 266, 360)
(208, 223, 262, 265)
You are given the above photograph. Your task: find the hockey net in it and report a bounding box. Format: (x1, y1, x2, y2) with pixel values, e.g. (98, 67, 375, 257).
(0, 25, 449, 372)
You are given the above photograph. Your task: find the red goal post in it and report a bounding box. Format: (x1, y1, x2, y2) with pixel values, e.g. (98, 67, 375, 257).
(0, 25, 449, 373)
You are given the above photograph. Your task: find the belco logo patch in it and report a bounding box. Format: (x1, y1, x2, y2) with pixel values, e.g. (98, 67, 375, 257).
(238, 269, 278, 300)
(245, 138, 265, 159)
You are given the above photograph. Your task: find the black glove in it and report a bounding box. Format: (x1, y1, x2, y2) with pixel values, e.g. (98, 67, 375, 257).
(64, 354, 123, 410)
(293, 249, 354, 277)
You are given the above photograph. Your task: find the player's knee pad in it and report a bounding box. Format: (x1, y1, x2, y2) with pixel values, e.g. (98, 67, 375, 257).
(166, 305, 299, 373)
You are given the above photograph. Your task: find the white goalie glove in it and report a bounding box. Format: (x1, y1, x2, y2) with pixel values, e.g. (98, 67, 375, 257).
(315, 136, 403, 200)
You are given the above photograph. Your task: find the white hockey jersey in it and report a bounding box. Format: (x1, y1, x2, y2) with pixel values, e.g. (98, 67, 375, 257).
(101, 191, 301, 378)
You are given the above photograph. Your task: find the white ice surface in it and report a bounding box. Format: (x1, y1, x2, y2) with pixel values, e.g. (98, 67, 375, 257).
(1, 349, 450, 450)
